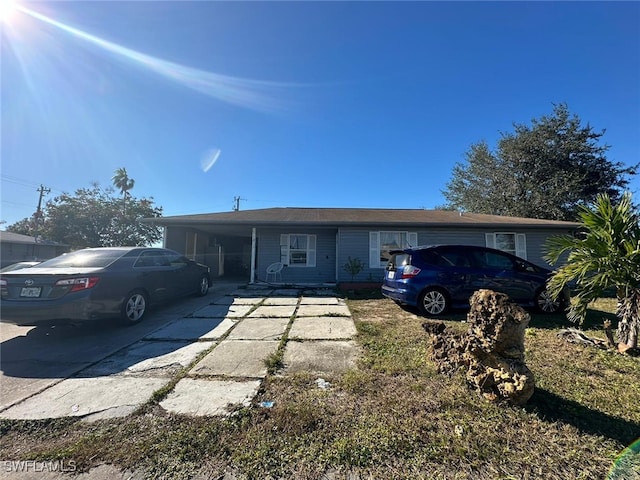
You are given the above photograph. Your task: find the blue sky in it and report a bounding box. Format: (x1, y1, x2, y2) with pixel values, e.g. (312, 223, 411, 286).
(2, 1, 639, 227)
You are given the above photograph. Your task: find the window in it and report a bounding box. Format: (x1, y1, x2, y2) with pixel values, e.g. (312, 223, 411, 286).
(485, 232, 526, 259)
(369, 231, 418, 268)
(280, 234, 316, 267)
(165, 251, 189, 267)
(431, 247, 471, 268)
(135, 250, 170, 267)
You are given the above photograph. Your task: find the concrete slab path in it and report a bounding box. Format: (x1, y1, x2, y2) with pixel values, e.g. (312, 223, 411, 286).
(289, 316, 358, 340)
(1, 376, 168, 421)
(1, 285, 359, 423)
(282, 340, 360, 375)
(1, 284, 364, 479)
(144, 317, 236, 341)
(159, 378, 262, 416)
(188, 340, 280, 378)
(226, 317, 289, 340)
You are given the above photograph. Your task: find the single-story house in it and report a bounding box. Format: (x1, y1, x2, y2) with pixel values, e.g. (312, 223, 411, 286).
(143, 207, 579, 286)
(0, 231, 68, 268)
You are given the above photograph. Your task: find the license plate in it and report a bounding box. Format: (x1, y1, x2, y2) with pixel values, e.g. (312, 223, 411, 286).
(20, 287, 42, 298)
(387, 271, 395, 279)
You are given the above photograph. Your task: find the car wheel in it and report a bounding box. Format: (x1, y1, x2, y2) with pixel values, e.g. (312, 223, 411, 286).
(535, 288, 562, 314)
(121, 290, 147, 324)
(418, 288, 449, 316)
(196, 275, 209, 297)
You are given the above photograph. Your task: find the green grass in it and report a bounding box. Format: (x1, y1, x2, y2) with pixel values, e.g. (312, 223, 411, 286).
(0, 297, 638, 479)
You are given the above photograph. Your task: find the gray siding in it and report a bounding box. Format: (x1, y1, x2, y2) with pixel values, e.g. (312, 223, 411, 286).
(164, 227, 185, 252)
(418, 228, 560, 267)
(0, 242, 67, 268)
(337, 227, 568, 283)
(257, 228, 337, 284)
(417, 229, 485, 247)
(525, 230, 564, 268)
(165, 223, 571, 284)
(418, 227, 569, 268)
(337, 230, 374, 283)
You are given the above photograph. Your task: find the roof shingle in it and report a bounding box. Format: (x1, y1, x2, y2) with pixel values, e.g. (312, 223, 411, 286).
(145, 207, 579, 228)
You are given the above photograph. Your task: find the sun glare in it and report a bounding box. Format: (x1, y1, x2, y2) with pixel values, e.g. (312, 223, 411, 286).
(0, 0, 18, 24)
(4, 2, 294, 113)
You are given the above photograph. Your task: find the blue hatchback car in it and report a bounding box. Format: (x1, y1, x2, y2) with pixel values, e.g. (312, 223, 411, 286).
(381, 245, 568, 316)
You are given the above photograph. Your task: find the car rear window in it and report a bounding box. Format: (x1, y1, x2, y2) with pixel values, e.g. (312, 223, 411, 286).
(36, 250, 127, 268)
(388, 253, 410, 269)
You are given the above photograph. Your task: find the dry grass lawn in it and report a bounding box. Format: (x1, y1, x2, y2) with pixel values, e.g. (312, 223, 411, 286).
(0, 292, 638, 479)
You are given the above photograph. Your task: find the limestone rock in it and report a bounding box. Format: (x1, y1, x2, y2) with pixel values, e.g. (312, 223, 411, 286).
(423, 289, 535, 406)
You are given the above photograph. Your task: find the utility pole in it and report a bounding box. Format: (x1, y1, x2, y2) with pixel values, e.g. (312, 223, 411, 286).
(33, 184, 50, 242)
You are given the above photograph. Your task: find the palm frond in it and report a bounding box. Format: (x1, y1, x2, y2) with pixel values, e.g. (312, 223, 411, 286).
(544, 192, 640, 325)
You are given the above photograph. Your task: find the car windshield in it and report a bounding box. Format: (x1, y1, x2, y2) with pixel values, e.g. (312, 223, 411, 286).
(36, 250, 127, 268)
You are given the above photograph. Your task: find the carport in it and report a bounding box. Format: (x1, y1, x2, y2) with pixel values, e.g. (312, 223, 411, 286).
(150, 219, 256, 283)
(143, 209, 342, 286)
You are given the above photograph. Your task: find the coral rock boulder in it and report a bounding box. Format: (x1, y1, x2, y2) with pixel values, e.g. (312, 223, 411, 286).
(424, 289, 535, 406)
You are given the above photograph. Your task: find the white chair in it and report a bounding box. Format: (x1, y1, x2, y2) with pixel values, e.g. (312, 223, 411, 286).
(266, 262, 283, 283)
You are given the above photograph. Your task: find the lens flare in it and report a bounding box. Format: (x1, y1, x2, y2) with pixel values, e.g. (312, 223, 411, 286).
(13, 5, 299, 113)
(608, 438, 640, 479)
(200, 149, 221, 173)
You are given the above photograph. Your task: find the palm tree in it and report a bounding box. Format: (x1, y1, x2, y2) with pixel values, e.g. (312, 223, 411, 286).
(545, 192, 640, 350)
(111, 168, 135, 214)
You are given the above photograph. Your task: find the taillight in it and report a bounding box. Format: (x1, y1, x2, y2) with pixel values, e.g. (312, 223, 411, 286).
(401, 266, 421, 278)
(55, 277, 100, 292)
(0, 279, 6, 288)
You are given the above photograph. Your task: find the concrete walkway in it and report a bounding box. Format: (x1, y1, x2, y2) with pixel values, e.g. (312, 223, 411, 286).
(0, 285, 359, 421)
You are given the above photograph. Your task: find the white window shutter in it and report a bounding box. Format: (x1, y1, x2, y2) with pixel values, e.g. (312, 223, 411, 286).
(280, 234, 289, 265)
(516, 234, 527, 259)
(408, 232, 418, 248)
(369, 231, 379, 268)
(485, 233, 495, 248)
(308, 235, 316, 267)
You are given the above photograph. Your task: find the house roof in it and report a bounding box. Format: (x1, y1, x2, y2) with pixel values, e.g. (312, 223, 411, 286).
(144, 207, 579, 229)
(0, 231, 66, 246)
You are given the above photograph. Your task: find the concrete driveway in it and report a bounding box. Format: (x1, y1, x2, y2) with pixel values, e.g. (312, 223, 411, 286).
(0, 283, 359, 421)
(0, 282, 243, 416)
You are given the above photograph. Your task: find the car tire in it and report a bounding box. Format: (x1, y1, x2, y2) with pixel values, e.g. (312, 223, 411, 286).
(535, 288, 562, 314)
(196, 275, 210, 297)
(418, 288, 449, 316)
(121, 290, 148, 325)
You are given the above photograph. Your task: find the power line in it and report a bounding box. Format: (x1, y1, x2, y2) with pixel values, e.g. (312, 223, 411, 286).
(0, 174, 42, 189)
(0, 174, 64, 194)
(0, 200, 37, 208)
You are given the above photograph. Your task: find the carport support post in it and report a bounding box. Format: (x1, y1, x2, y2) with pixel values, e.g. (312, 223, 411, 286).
(250, 227, 256, 284)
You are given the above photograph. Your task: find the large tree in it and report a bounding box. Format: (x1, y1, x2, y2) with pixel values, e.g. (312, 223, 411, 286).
(545, 193, 640, 350)
(7, 182, 163, 249)
(443, 104, 637, 220)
